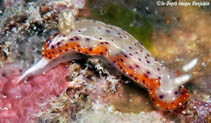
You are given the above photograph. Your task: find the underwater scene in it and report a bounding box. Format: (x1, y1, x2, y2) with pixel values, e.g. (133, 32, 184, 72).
(0, 0, 210, 122)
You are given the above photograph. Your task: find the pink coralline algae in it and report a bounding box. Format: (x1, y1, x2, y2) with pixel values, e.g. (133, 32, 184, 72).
(190, 99, 211, 122)
(0, 63, 70, 122)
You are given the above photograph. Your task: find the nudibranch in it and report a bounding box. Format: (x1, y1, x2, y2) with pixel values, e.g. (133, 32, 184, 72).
(18, 11, 193, 111)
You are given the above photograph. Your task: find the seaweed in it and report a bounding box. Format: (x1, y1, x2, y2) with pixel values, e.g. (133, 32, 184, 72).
(87, 1, 153, 50)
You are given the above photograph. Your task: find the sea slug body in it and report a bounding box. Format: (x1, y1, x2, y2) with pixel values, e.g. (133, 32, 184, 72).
(18, 13, 191, 111)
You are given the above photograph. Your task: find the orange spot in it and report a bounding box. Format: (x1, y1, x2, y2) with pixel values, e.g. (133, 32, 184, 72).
(91, 45, 108, 55)
(175, 70, 182, 76)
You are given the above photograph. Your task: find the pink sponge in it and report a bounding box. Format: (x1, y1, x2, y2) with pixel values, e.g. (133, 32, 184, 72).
(0, 63, 70, 122)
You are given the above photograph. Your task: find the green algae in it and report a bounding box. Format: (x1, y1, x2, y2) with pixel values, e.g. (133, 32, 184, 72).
(87, 1, 154, 51)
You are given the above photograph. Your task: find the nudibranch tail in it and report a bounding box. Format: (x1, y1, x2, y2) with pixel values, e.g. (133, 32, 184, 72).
(17, 58, 49, 83)
(18, 51, 87, 83)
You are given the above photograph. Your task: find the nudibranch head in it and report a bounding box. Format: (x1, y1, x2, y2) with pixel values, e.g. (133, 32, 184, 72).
(148, 58, 197, 110)
(148, 74, 190, 111)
